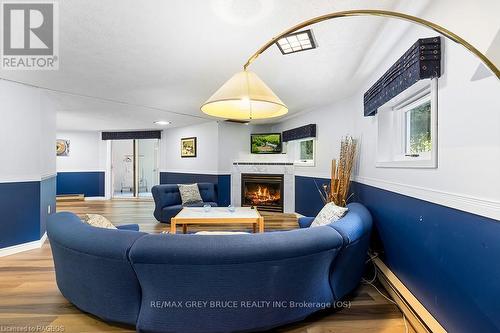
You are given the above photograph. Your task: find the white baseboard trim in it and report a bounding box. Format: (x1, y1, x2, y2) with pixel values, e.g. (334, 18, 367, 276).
(374, 258, 447, 333)
(0, 232, 47, 257)
(84, 196, 107, 201)
(353, 176, 500, 221)
(40, 232, 47, 245)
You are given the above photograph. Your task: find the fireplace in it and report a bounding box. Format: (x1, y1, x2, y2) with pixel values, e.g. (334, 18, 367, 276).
(241, 174, 284, 212)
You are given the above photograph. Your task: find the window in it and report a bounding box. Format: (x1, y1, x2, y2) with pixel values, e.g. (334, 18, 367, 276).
(292, 138, 316, 166)
(403, 97, 431, 157)
(376, 78, 437, 168)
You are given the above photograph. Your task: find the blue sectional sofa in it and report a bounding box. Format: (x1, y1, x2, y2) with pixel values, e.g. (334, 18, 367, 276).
(152, 183, 218, 223)
(47, 202, 372, 333)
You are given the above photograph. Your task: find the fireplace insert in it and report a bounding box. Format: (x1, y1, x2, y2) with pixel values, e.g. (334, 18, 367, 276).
(241, 174, 284, 212)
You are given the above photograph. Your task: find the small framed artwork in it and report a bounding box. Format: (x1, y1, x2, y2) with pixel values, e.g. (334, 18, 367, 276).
(181, 137, 197, 158)
(56, 139, 70, 156)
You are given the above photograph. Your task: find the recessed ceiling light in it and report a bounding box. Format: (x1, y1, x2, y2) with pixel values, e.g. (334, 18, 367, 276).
(275, 29, 317, 55)
(154, 121, 171, 126)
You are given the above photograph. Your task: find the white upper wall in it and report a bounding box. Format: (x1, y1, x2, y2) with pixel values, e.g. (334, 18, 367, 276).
(40, 93, 57, 177)
(217, 122, 287, 173)
(272, 98, 356, 178)
(354, 37, 500, 202)
(160, 121, 285, 174)
(161, 122, 219, 174)
(272, 26, 500, 218)
(217, 122, 250, 173)
(0, 80, 56, 182)
(0, 80, 42, 181)
(56, 131, 105, 172)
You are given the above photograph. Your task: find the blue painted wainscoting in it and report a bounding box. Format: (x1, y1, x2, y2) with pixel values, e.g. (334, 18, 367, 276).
(295, 176, 500, 332)
(57, 172, 105, 197)
(160, 172, 231, 207)
(0, 181, 41, 249)
(295, 175, 330, 216)
(40, 176, 57, 238)
(349, 181, 500, 333)
(0, 176, 56, 249)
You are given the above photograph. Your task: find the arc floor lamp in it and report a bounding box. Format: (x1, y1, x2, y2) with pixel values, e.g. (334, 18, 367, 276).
(200, 9, 500, 120)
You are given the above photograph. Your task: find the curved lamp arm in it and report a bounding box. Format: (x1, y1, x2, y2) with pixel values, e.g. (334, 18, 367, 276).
(243, 9, 499, 80)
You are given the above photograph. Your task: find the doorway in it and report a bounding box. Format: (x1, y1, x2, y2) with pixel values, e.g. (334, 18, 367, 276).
(111, 139, 159, 198)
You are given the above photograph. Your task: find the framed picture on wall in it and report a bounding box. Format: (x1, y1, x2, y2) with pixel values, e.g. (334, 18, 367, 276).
(181, 137, 197, 158)
(56, 139, 70, 156)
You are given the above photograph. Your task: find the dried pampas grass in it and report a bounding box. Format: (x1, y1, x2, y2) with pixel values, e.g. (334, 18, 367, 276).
(316, 136, 357, 207)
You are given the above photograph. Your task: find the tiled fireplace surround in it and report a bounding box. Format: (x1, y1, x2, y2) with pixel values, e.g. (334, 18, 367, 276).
(231, 162, 295, 213)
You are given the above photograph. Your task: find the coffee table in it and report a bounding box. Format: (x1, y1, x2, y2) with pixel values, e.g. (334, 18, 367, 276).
(170, 207, 264, 234)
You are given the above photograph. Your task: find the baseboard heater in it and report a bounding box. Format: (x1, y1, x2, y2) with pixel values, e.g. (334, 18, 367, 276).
(374, 258, 447, 333)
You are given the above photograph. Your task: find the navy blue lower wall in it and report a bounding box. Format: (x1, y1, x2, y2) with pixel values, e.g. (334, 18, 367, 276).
(216, 175, 231, 207)
(349, 181, 500, 333)
(57, 172, 105, 197)
(295, 175, 330, 216)
(160, 172, 231, 206)
(40, 176, 57, 238)
(295, 176, 500, 332)
(0, 181, 45, 249)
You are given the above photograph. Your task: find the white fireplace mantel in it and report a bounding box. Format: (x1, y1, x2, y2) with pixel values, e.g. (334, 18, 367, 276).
(231, 162, 295, 213)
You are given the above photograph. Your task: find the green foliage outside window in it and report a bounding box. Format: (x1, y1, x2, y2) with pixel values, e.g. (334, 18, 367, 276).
(300, 140, 314, 160)
(407, 101, 431, 154)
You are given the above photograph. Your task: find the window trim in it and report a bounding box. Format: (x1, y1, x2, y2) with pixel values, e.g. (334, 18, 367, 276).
(293, 138, 316, 167)
(397, 93, 432, 161)
(376, 78, 438, 169)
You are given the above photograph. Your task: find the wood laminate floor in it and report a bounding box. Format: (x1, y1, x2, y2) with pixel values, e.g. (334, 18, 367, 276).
(0, 199, 412, 333)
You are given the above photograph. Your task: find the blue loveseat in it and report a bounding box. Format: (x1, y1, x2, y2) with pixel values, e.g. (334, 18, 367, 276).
(47, 202, 372, 333)
(152, 183, 218, 223)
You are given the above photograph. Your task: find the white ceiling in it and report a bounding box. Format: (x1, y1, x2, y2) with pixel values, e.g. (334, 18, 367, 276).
(0, 0, 437, 131)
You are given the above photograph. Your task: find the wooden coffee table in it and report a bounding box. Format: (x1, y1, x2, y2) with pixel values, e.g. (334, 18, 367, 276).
(171, 207, 264, 234)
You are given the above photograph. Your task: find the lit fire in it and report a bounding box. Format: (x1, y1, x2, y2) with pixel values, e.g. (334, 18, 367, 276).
(245, 185, 281, 205)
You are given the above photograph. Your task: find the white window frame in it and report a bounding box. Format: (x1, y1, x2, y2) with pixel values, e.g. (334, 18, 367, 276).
(293, 137, 316, 167)
(397, 92, 432, 161)
(376, 78, 438, 168)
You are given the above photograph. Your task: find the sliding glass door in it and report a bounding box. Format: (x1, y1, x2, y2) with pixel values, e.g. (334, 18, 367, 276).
(111, 139, 159, 198)
(137, 139, 159, 197)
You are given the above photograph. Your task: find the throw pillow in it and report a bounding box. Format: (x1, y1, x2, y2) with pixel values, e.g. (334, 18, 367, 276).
(81, 214, 117, 229)
(178, 183, 203, 205)
(310, 202, 348, 227)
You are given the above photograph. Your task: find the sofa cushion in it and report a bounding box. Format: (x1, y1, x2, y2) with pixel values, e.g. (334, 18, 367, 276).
(82, 214, 117, 229)
(178, 184, 203, 205)
(163, 204, 183, 213)
(198, 183, 216, 202)
(311, 202, 348, 227)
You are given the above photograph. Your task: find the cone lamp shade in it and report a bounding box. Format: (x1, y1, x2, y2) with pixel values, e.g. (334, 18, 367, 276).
(201, 70, 288, 120)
